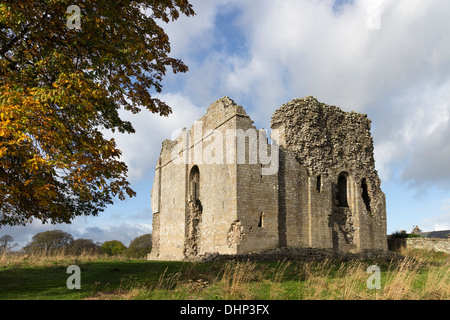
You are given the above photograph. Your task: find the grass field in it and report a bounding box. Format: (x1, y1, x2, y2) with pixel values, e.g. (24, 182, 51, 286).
(0, 248, 448, 300)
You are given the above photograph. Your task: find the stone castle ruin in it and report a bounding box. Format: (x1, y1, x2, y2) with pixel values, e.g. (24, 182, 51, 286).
(148, 96, 388, 261)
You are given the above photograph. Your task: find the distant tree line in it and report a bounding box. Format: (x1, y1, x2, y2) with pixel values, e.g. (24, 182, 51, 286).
(0, 231, 152, 259)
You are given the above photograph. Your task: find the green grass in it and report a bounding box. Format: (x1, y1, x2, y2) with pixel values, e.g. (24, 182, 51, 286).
(0, 249, 448, 300)
(0, 257, 188, 300)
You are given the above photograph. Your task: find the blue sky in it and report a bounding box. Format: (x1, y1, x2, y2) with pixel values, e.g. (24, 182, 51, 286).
(3, 0, 450, 248)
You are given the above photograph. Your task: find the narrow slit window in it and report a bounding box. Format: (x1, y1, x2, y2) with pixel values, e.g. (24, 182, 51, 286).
(189, 165, 200, 201)
(361, 178, 371, 213)
(258, 213, 264, 228)
(337, 173, 349, 207)
(316, 175, 321, 192)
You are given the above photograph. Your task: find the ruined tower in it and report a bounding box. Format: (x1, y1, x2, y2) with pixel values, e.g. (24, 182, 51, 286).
(148, 96, 387, 261)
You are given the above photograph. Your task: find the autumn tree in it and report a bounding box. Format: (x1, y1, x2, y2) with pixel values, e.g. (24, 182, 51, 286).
(0, 1, 195, 226)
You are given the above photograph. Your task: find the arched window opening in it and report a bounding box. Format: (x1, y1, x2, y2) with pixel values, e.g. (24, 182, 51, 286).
(185, 165, 202, 258)
(189, 166, 200, 201)
(337, 173, 348, 208)
(361, 178, 371, 213)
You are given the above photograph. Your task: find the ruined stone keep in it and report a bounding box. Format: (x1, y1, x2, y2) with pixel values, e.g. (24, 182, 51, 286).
(148, 96, 388, 261)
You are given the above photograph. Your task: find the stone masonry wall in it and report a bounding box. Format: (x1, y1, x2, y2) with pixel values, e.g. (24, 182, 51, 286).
(149, 96, 388, 261)
(389, 237, 450, 254)
(234, 112, 279, 254)
(270, 96, 383, 206)
(271, 96, 387, 252)
(149, 97, 253, 260)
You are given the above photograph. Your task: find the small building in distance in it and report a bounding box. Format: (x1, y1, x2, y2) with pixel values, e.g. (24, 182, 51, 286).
(412, 226, 450, 239)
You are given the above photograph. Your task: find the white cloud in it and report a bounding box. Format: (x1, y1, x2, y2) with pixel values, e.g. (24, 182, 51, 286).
(221, 0, 450, 188)
(373, 140, 397, 181)
(397, 84, 450, 187)
(419, 198, 450, 231)
(0, 220, 56, 249)
(105, 93, 205, 182)
(229, 0, 449, 103)
(162, 0, 235, 57)
(150, 0, 450, 191)
(72, 223, 151, 246)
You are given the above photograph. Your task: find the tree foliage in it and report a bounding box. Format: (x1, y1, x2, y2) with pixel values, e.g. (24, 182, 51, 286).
(0, 0, 195, 226)
(23, 229, 74, 254)
(0, 234, 17, 252)
(100, 240, 127, 256)
(126, 233, 152, 258)
(69, 238, 100, 255)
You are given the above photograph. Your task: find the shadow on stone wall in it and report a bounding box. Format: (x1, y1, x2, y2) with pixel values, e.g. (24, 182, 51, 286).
(387, 237, 406, 252)
(387, 236, 450, 254)
(188, 247, 397, 263)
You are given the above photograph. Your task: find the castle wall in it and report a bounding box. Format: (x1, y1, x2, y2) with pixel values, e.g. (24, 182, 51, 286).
(388, 237, 450, 254)
(278, 149, 309, 247)
(307, 172, 334, 249)
(149, 144, 187, 260)
(191, 147, 238, 255)
(357, 187, 388, 251)
(150, 97, 249, 260)
(271, 96, 388, 254)
(234, 115, 279, 254)
(187, 162, 238, 256)
(149, 96, 388, 260)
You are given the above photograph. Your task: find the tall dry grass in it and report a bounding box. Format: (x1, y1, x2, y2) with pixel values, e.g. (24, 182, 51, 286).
(117, 255, 447, 300)
(0, 248, 116, 268)
(141, 253, 448, 300)
(2, 247, 448, 300)
(216, 260, 260, 299)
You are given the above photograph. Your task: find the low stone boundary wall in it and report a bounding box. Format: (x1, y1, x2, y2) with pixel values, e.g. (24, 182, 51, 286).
(388, 237, 450, 254)
(187, 247, 397, 263)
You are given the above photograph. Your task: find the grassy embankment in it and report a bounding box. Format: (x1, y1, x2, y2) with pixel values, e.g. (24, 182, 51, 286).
(0, 248, 448, 300)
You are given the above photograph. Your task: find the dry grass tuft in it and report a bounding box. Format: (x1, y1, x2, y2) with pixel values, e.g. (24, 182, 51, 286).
(0, 248, 120, 268)
(1, 248, 448, 300)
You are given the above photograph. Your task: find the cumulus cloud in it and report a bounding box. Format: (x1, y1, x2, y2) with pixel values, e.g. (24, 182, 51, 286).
(233, 0, 449, 106)
(161, 0, 230, 57)
(397, 84, 450, 189)
(419, 198, 450, 231)
(373, 81, 450, 184)
(70, 223, 151, 246)
(104, 93, 205, 182)
(168, 0, 450, 190)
